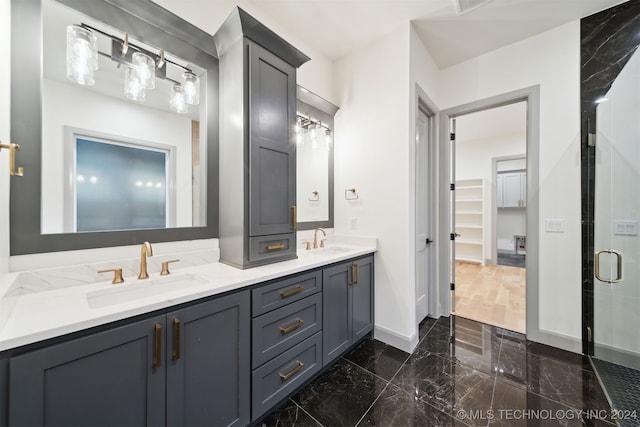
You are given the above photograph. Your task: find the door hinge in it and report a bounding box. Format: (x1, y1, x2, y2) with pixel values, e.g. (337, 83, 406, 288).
(588, 133, 596, 147)
(450, 183, 455, 191)
(450, 233, 456, 241)
(587, 326, 592, 342)
(450, 132, 455, 141)
(450, 282, 455, 291)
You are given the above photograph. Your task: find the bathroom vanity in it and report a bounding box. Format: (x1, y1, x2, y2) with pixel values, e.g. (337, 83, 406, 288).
(0, 243, 375, 426)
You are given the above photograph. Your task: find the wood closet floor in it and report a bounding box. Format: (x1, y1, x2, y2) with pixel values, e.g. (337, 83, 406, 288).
(452, 261, 526, 334)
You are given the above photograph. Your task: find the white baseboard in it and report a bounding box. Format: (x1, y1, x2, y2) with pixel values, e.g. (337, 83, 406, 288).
(374, 324, 418, 354)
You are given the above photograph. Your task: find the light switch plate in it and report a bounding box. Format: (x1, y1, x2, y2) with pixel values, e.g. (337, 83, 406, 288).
(545, 218, 565, 233)
(614, 220, 637, 236)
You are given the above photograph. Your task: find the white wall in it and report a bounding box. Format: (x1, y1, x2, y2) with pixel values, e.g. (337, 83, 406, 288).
(456, 132, 526, 261)
(333, 25, 419, 351)
(153, 0, 335, 104)
(440, 22, 582, 346)
(0, 0, 10, 274)
(41, 79, 193, 233)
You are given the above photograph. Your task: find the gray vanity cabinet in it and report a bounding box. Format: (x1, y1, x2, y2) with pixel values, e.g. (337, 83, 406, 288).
(323, 256, 375, 366)
(215, 7, 310, 269)
(7, 292, 250, 427)
(8, 315, 167, 426)
(166, 291, 250, 427)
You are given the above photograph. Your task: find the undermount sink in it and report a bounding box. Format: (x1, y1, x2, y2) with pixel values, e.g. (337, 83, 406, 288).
(87, 274, 208, 309)
(303, 246, 353, 256)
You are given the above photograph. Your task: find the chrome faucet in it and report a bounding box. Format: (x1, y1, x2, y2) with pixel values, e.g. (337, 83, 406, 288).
(313, 228, 326, 249)
(138, 241, 153, 279)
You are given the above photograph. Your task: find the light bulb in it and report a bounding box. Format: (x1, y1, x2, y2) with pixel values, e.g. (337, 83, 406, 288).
(182, 71, 200, 105)
(132, 52, 155, 90)
(66, 25, 98, 86)
(170, 84, 188, 114)
(124, 66, 145, 101)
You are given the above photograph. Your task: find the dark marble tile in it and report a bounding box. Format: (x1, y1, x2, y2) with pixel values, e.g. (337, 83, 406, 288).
(527, 342, 593, 372)
(417, 324, 453, 357)
(526, 354, 610, 412)
(343, 338, 409, 381)
(357, 384, 468, 427)
(292, 358, 387, 427)
(391, 352, 495, 425)
(490, 381, 616, 426)
(437, 315, 453, 329)
(257, 399, 322, 427)
(419, 317, 438, 340)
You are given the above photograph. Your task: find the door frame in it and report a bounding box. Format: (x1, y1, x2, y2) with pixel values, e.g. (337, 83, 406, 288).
(438, 85, 541, 340)
(414, 84, 439, 322)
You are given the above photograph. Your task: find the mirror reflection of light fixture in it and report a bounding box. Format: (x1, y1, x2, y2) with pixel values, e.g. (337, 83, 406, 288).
(66, 25, 98, 86)
(183, 71, 200, 105)
(170, 84, 188, 113)
(132, 52, 155, 90)
(124, 66, 146, 101)
(65, 24, 201, 110)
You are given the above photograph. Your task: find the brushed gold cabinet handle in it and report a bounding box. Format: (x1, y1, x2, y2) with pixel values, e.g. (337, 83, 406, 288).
(291, 205, 297, 230)
(280, 285, 304, 298)
(355, 264, 360, 285)
(153, 323, 162, 369)
(279, 361, 304, 381)
(351, 264, 359, 285)
(266, 243, 285, 251)
(172, 318, 181, 360)
(279, 319, 304, 335)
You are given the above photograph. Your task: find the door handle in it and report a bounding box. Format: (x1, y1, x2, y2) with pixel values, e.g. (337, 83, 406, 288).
(426, 238, 434, 245)
(595, 249, 623, 283)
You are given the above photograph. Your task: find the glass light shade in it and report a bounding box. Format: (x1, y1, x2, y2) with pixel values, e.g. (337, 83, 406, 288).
(124, 66, 145, 101)
(170, 84, 188, 114)
(66, 25, 98, 86)
(182, 71, 200, 105)
(132, 52, 155, 90)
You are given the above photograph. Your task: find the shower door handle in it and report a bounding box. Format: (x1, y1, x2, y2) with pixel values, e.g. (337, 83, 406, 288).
(594, 249, 623, 283)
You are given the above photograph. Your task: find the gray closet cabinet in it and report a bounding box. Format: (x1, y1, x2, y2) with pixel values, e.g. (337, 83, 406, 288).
(323, 255, 375, 366)
(7, 291, 250, 427)
(215, 7, 310, 269)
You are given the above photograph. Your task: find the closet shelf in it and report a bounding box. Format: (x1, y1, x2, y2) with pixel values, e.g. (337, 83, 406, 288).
(455, 178, 484, 266)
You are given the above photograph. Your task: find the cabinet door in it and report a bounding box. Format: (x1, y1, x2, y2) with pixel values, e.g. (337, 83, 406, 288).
(248, 41, 297, 237)
(166, 291, 250, 427)
(352, 256, 375, 341)
(322, 261, 352, 366)
(502, 172, 523, 207)
(9, 316, 166, 427)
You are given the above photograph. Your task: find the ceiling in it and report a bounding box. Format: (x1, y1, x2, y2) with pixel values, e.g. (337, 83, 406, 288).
(230, 0, 625, 68)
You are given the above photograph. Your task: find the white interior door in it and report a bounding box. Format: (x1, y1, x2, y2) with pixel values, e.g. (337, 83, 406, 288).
(416, 107, 431, 322)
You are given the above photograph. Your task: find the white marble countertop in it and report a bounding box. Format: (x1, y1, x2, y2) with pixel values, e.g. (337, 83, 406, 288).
(0, 238, 376, 351)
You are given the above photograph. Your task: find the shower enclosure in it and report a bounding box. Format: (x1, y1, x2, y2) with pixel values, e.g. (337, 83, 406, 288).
(583, 0, 640, 417)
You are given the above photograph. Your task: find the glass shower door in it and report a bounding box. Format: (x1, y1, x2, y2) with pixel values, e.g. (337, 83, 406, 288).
(593, 47, 640, 374)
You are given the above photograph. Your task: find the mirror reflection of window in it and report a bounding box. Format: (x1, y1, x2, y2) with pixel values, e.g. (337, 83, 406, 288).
(75, 138, 168, 232)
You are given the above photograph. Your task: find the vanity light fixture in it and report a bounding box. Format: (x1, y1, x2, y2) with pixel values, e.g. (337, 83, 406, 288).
(65, 24, 200, 112)
(182, 71, 200, 105)
(295, 114, 332, 147)
(170, 84, 188, 113)
(66, 25, 98, 86)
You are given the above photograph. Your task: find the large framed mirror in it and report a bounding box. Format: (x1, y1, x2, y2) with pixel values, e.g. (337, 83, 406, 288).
(10, 0, 219, 255)
(296, 86, 337, 231)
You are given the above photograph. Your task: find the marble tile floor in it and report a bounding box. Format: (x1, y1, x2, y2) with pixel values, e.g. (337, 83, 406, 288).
(258, 316, 618, 427)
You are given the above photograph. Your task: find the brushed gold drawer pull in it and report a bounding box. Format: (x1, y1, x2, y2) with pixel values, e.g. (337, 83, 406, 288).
(172, 318, 181, 360)
(279, 319, 304, 335)
(153, 323, 162, 369)
(355, 264, 359, 285)
(291, 205, 297, 230)
(279, 361, 304, 381)
(280, 286, 304, 298)
(266, 243, 285, 251)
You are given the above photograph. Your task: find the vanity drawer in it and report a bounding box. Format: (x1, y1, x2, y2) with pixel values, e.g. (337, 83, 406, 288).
(252, 293, 322, 368)
(249, 233, 296, 263)
(252, 270, 322, 316)
(251, 332, 322, 421)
